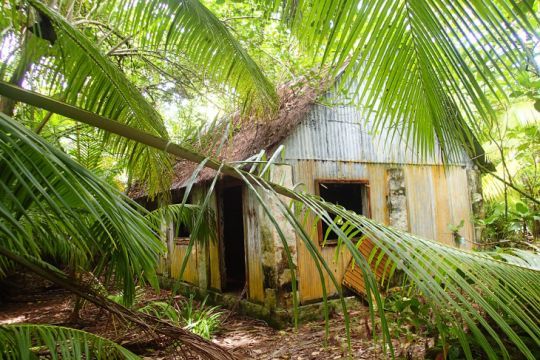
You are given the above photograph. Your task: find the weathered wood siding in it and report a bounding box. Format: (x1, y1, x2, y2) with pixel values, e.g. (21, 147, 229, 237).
(207, 191, 221, 291)
(244, 187, 265, 302)
(342, 238, 392, 296)
(168, 186, 218, 288)
(243, 165, 296, 305)
(289, 160, 474, 303)
(277, 86, 477, 303)
(170, 243, 199, 284)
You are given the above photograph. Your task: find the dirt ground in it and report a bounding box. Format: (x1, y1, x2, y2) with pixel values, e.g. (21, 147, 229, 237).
(0, 272, 427, 359)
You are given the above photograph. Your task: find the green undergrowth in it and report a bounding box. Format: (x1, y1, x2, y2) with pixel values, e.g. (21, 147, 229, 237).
(109, 290, 223, 340)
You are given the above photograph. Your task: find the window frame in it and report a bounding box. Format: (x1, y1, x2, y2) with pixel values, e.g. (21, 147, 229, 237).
(314, 179, 372, 246)
(173, 220, 191, 245)
(171, 189, 192, 246)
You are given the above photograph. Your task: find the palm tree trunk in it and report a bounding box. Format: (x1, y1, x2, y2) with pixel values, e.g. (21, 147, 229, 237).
(3, 81, 540, 209)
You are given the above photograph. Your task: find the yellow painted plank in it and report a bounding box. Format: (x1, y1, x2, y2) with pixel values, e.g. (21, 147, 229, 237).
(432, 166, 454, 246)
(404, 167, 437, 240)
(342, 239, 391, 297)
(365, 164, 387, 224)
(170, 243, 198, 285)
(244, 188, 264, 303)
(445, 167, 474, 249)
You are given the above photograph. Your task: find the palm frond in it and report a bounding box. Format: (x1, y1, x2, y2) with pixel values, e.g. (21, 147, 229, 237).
(0, 247, 234, 360)
(0, 111, 165, 304)
(0, 324, 139, 359)
(491, 247, 540, 269)
(93, 0, 278, 112)
(244, 171, 540, 359)
(147, 203, 217, 246)
(265, 0, 539, 159)
(5, 0, 173, 197)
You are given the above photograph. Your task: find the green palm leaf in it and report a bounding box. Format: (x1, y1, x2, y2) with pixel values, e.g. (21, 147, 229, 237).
(2, 0, 278, 196)
(265, 0, 539, 159)
(147, 203, 217, 246)
(0, 324, 139, 359)
(6, 0, 174, 197)
(0, 111, 165, 304)
(244, 171, 540, 359)
(93, 0, 278, 112)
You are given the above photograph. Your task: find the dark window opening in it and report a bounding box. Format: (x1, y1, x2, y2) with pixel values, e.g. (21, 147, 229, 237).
(317, 181, 368, 244)
(221, 186, 246, 292)
(174, 222, 191, 239)
(172, 189, 192, 243)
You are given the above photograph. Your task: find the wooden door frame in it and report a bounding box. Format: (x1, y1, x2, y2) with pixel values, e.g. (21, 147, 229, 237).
(216, 179, 249, 293)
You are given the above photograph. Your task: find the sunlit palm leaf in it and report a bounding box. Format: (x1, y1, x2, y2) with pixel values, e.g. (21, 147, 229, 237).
(0, 324, 139, 359)
(10, 0, 173, 197)
(236, 170, 540, 359)
(2, 0, 277, 196)
(265, 0, 539, 160)
(93, 0, 278, 112)
(147, 203, 217, 245)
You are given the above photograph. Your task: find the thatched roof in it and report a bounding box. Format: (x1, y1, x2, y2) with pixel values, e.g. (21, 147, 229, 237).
(129, 78, 322, 199)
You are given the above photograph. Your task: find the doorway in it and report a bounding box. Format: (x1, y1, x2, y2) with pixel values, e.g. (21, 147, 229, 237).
(220, 185, 246, 292)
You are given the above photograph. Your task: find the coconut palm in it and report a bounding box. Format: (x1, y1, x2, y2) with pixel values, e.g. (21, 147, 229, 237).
(266, 0, 539, 162)
(0, 0, 539, 359)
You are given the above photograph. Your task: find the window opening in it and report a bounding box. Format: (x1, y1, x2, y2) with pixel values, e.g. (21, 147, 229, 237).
(317, 181, 368, 244)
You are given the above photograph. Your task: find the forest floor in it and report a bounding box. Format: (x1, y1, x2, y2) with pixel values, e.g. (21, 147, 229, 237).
(0, 272, 428, 359)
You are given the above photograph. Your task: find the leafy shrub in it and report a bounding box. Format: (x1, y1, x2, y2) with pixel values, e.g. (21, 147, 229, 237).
(384, 291, 436, 339)
(137, 295, 222, 339)
(478, 201, 539, 244)
(180, 295, 222, 339)
(138, 301, 181, 324)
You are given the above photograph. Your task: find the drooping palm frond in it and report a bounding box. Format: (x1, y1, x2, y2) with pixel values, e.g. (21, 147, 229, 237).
(1, 0, 278, 196)
(264, 0, 539, 160)
(91, 0, 278, 112)
(0, 248, 235, 360)
(0, 324, 139, 360)
(243, 171, 540, 359)
(146, 203, 217, 246)
(491, 247, 540, 269)
(0, 111, 165, 304)
(22, 0, 174, 197)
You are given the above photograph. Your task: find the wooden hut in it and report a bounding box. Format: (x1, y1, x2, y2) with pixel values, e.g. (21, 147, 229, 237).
(130, 79, 489, 323)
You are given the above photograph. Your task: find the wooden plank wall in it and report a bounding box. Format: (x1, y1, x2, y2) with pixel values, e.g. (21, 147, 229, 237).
(168, 187, 220, 288)
(406, 166, 474, 246)
(244, 187, 265, 302)
(294, 161, 389, 303)
(170, 243, 199, 285)
(342, 238, 391, 296)
(207, 191, 221, 291)
(292, 161, 474, 303)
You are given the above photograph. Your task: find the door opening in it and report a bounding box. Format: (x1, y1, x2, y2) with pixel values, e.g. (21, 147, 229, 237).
(220, 185, 246, 292)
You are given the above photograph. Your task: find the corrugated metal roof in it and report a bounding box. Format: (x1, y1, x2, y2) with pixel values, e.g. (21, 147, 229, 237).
(281, 93, 471, 165)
